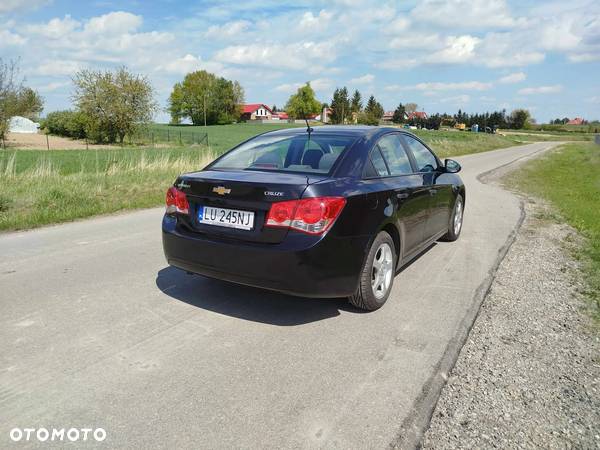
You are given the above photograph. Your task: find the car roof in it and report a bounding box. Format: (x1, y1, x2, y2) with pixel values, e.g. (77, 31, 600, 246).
(261, 125, 407, 139)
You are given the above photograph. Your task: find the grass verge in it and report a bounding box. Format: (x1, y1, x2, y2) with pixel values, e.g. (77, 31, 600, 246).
(0, 148, 215, 231)
(508, 142, 600, 322)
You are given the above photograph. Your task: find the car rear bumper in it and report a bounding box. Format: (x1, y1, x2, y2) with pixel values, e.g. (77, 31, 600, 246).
(162, 215, 369, 298)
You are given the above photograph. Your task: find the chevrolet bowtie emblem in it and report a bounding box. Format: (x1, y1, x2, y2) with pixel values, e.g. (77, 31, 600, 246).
(212, 186, 231, 195)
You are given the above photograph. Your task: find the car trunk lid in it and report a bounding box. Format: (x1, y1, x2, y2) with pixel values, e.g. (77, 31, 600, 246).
(175, 169, 326, 243)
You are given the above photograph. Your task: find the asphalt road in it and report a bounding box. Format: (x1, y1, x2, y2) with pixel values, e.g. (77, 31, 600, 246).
(0, 142, 558, 449)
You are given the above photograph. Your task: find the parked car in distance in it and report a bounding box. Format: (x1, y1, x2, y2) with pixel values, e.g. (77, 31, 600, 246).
(162, 126, 465, 310)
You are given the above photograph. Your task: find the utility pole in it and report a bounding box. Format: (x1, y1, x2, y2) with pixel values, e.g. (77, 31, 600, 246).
(204, 93, 207, 128)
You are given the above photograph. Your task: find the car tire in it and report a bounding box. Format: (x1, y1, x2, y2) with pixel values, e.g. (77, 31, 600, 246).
(348, 231, 396, 311)
(441, 194, 464, 242)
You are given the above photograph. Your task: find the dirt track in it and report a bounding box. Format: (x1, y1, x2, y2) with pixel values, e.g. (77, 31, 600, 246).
(3, 132, 116, 150)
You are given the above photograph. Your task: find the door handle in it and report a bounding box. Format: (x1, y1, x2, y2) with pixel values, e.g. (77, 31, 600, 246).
(396, 192, 409, 199)
(429, 189, 438, 196)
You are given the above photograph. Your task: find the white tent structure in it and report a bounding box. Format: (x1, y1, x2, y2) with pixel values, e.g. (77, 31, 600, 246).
(8, 116, 40, 133)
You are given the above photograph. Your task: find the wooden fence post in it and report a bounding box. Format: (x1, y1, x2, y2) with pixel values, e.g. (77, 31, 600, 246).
(46, 134, 50, 150)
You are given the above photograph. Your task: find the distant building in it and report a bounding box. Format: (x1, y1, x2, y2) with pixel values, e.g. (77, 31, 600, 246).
(241, 104, 273, 121)
(406, 111, 428, 121)
(382, 111, 394, 123)
(316, 107, 333, 123)
(8, 116, 40, 133)
(272, 112, 289, 121)
(566, 117, 584, 125)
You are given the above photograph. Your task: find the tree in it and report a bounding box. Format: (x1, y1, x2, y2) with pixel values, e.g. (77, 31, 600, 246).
(168, 70, 244, 126)
(405, 102, 418, 115)
(330, 87, 350, 124)
(285, 82, 321, 119)
(72, 67, 156, 144)
(364, 95, 384, 118)
(358, 95, 384, 125)
(392, 103, 405, 124)
(0, 58, 44, 139)
(17, 88, 43, 121)
(509, 109, 531, 129)
(350, 89, 362, 114)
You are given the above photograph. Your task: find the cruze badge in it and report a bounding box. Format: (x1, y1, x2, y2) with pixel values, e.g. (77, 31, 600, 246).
(212, 186, 231, 195)
(176, 181, 191, 189)
(264, 191, 284, 197)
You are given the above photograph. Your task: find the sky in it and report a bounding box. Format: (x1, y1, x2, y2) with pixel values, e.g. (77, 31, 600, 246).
(1, 0, 599, 123)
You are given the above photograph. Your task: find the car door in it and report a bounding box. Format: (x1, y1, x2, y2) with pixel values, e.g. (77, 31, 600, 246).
(401, 134, 453, 240)
(363, 133, 430, 258)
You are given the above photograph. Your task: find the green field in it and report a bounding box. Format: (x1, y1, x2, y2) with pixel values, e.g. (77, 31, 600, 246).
(148, 122, 304, 153)
(510, 142, 600, 322)
(1, 122, 591, 232)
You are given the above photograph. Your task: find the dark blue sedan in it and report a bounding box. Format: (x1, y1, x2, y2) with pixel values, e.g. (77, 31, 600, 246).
(162, 126, 465, 310)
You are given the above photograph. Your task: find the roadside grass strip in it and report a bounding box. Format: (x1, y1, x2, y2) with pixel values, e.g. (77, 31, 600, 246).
(510, 142, 600, 323)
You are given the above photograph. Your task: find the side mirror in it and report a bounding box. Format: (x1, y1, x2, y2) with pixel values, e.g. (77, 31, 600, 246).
(444, 159, 461, 173)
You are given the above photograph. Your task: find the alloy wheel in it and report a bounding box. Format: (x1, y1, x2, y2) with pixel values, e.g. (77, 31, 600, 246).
(371, 242, 393, 299)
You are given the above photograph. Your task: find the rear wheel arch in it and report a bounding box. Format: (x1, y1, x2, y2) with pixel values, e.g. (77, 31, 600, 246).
(381, 222, 402, 265)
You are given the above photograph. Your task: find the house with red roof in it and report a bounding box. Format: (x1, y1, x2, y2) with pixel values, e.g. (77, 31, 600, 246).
(241, 104, 273, 121)
(382, 111, 394, 123)
(406, 111, 428, 121)
(566, 117, 584, 125)
(272, 112, 289, 120)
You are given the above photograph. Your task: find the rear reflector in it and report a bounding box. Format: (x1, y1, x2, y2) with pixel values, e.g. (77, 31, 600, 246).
(166, 186, 189, 214)
(266, 197, 346, 235)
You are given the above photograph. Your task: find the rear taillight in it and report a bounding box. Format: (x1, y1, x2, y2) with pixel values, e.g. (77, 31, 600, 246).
(266, 197, 346, 235)
(166, 186, 189, 214)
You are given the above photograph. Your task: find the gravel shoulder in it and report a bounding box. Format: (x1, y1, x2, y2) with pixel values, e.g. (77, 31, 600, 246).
(422, 197, 600, 449)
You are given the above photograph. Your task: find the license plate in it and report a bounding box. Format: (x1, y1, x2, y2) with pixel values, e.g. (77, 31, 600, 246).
(198, 206, 255, 230)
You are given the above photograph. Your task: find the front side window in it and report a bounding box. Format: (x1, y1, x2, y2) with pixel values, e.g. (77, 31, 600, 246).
(210, 134, 357, 174)
(403, 135, 438, 172)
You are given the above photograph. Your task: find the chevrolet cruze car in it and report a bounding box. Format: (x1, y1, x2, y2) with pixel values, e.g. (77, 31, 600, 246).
(162, 126, 465, 310)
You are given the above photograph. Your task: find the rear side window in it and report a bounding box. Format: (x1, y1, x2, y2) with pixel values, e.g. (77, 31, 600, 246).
(210, 134, 357, 174)
(376, 134, 413, 176)
(369, 148, 389, 177)
(403, 135, 439, 172)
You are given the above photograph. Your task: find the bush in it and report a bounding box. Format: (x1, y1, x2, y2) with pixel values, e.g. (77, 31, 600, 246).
(44, 110, 88, 139)
(356, 112, 380, 126)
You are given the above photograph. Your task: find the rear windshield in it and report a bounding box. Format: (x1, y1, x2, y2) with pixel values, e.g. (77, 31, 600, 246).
(210, 133, 358, 174)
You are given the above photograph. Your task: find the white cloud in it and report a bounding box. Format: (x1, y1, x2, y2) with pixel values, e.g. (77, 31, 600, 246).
(298, 10, 333, 31)
(383, 16, 410, 34)
(274, 78, 332, 94)
(424, 35, 480, 64)
(411, 0, 518, 29)
(35, 81, 70, 92)
(414, 81, 493, 91)
(439, 94, 471, 104)
(0, 0, 48, 14)
(389, 33, 441, 50)
(476, 32, 545, 67)
(0, 29, 26, 46)
(518, 85, 563, 95)
(206, 20, 252, 38)
(214, 41, 337, 71)
(84, 11, 142, 34)
(35, 60, 82, 76)
(27, 15, 80, 38)
(157, 54, 224, 75)
(348, 73, 374, 84)
(498, 72, 526, 83)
